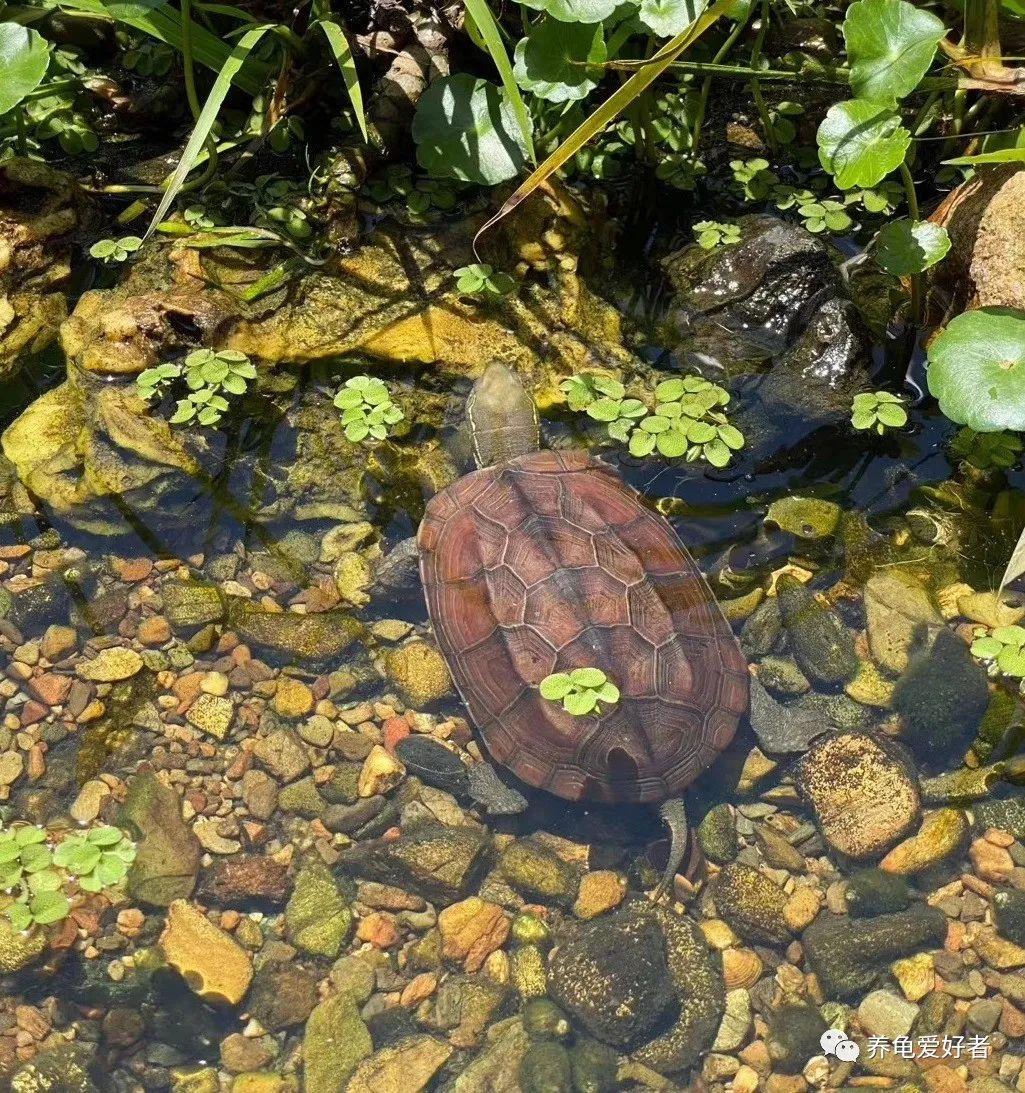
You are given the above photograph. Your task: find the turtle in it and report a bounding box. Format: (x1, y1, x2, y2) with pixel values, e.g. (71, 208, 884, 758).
(417, 363, 749, 896)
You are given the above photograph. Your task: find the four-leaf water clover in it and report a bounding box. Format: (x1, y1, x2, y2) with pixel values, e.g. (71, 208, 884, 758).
(971, 626, 1025, 677)
(89, 236, 143, 263)
(539, 668, 620, 716)
(454, 263, 516, 301)
(53, 826, 136, 892)
(851, 390, 908, 434)
(334, 375, 405, 443)
(694, 221, 741, 250)
(559, 373, 625, 412)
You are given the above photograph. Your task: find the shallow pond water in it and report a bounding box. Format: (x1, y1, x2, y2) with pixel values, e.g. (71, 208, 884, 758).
(1, 193, 1025, 1093)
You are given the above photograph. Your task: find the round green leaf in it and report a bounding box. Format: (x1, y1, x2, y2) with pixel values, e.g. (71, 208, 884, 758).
(998, 646, 1025, 676)
(595, 681, 620, 704)
(927, 308, 1025, 432)
(54, 840, 100, 875)
(0, 24, 51, 117)
(519, 0, 621, 22)
(87, 826, 124, 847)
(564, 689, 598, 716)
(629, 431, 657, 457)
(27, 869, 62, 894)
(843, 0, 946, 103)
(875, 219, 950, 276)
(5, 903, 32, 932)
(0, 837, 21, 865)
(817, 100, 911, 189)
(638, 0, 707, 37)
(15, 826, 46, 847)
(570, 667, 607, 688)
(29, 889, 69, 925)
(587, 398, 624, 423)
(994, 625, 1025, 647)
(971, 636, 1004, 659)
(413, 75, 532, 186)
(703, 438, 732, 467)
(656, 430, 688, 458)
(655, 379, 686, 402)
(514, 20, 606, 104)
(876, 402, 908, 427)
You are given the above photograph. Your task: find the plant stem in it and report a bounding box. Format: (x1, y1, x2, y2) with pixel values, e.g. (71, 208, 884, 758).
(691, 12, 752, 161)
(749, 0, 775, 153)
(899, 161, 922, 325)
(14, 109, 27, 156)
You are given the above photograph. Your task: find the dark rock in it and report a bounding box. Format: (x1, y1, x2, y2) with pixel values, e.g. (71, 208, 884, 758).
(228, 598, 363, 668)
(323, 797, 386, 833)
(892, 629, 991, 764)
(697, 803, 738, 865)
(337, 822, 491, 905)
(247, 961, 320, 1031)
(467, 762, 529, 815)
(7, 572, 74, 631)
(522, 1000, 570, 1040)
(569, 1039, 619, 1093)
(776, 575, 857, 687)
(740, 599, 782, 659)
(712, 862, 790, 944)
(993, 889, 1025, 946)
(520, 1041, 573, 1093)
(802, 906, 947, 999)
(548, 907, 676, 1049)
(748, 678, 828, 755)
(845, 868, 911, 918)
(196, 855, 291, 908)
(119, 772, 200, 908)
(320, 761, 363, 804)
(161, 580, 225, 631)
(973, 796, 1025, 840)
(767, 1003, 827, 1072)
(8, 1043, 100, 1092)
(395, 736, 469, 796)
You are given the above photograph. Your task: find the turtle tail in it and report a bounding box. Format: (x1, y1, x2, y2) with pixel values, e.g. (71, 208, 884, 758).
(651, 798, 688, 902)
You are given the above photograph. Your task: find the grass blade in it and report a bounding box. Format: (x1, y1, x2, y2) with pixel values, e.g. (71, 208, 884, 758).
(463, 0, 535, 164)
(316, 18, 368, 142)
(144, 24, 276, 239)
(474, 0, 734, 247)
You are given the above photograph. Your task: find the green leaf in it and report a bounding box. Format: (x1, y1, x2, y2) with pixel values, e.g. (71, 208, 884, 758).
(655, 379, 687, 402)
(15, 827, 46, 847)
(595, 681, 620, 704)
(875, 219, 950, 276)
(717, 423, 745, 449)
(927, 308, 1025, 432)
(0, 837, 21, 864)
(54, 840, 101, 875)
(5, 903, 31, 932)
(169, 400, 197, 424)
(876, 402, 908, 427)
(972, 635, 1004, 659)
(95, 855, 128, 887)
(998, 646, 1025, 676)
(514, 19, 606, 104)
(315, 19, 368, 143)
(656, 430, 689, 458)
(993, 625, 1025, 647)
(221, 374, 247, 395)
(817, 100, 911, 189)
(639, 0, 708, 37)
(520, 0, 620, 22)
(587, 397, 624, 423)
(19, 844, 51, 874)
(629, 431, 657, 457)
(345, 422, 370, 442)
(703, 438, 732, 466)
(851, 410, 876, 430)
(685, 420, 717, 444)
(943, 147, 1025, 168)
(413, 74, 532, 186)
(540, 673, 574, 700)
(29, 889, 70, 925)
(87, 826, 124, 847)
(569, 667, 607, 688)
(564, 689, 598, 715)
(0, 23, 51, 117)
(843, 0, 945, 103)
(27, 869, 63, 894)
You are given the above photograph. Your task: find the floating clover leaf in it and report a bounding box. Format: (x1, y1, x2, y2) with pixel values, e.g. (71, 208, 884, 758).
(798, 199, 853, 235)
(971, 625, 1025, 677)
(927, 308, 1025, 432)
(519, 0, 621, 22)
(851, 390, 908, 434)
(843, 0, 946, 104)
(559, 373, 625, 411)
(694, 221, 741, 249)
(53, 827, 136, 893)
(335, 375, 405, 443)
(136, 362, 183, 401)
(540, 668, 620, 716)
(413, 75, 532, 186)
(454, 263, 517, 300)
(638, 377, 743, 465)
(89, 236, 144, 264)
(514, 19, 606, 104)
(817, 101, 911, 190)
(0, 23, 51, 117)
(949, 428, 1023, 471)
(731, 158, 779, 202)
(874, 219, 950, 276)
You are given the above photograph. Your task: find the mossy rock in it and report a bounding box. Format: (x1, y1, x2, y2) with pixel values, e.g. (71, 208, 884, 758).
(499, 839, 579, 908)
(284, 858, 353, 959)
(845, 868, 910, 918)
(776, 575, 857, 687)
(0, 917, 48, 975)
(711, 862, 790, 944)
(228, 598, 364, 668)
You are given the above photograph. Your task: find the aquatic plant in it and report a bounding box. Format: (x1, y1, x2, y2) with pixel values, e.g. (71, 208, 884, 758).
(539, 668, 620, 716)
(693, 221, 740, 249)
(850, 391, 908, 435)
(136, 349, 256, 427)
(365, 165, 464, 222)
(89, 236, 144, 264)
(559, 373, 626, 412)
(949, 428, 1023, 472)
(970, 626, 1025, 678)
(334, 375, 405, 443)
(454, 264, 517, 300)
(53, 826, 136, 892)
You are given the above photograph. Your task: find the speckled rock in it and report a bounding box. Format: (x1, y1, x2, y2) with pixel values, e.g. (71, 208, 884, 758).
(499, 838, 579, 907)
(864, 572, 942, 674)
(766, 1004, 827, 1072)
(845, 868, 910, 917)
(120, 772, 200, 908)
(0, 916, 48, 974)
(776, 575, 857, 686)
(9, 1044, 99, 1092)
(347, 1035, 453, 1093)
(78, 646, 143, 682)
(383, 640, 453, 707)
(161, 581, 225, 631)
(284, 858, 353, 959)
(797, 732, 920, 860)
(697, 804, 738, 864)
(184, 693, 234, 740)
(303, 994, 371, 1093)
(878, 808, 968, 874)
(712, 863, 791, 944)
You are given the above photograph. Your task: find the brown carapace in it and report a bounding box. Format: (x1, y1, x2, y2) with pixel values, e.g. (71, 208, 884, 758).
(418, 364, 749, 896)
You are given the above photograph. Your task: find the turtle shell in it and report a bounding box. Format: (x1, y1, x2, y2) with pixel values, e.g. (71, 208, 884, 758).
(418, 450, 749, 805)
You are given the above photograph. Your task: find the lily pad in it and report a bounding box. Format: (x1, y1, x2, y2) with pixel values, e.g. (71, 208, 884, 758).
(817, 99, 911, 189)
(843, 0, 945, 103)
(874, 219, 950, 276)
(413, 74, 532, 185)
(638, 0, 707, 37)
(927, 308, 1025, 432)
(0, 23, 50, 117)
(514, 19, 606, 103)
(520, 0, 622, 22)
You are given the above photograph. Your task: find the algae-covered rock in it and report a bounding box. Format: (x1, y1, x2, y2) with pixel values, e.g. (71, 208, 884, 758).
(453, 1017, 530, 1093)
(284, 857, 353, 959)
(845, 868, 911, 918)
(711, 862, 790, 944)
(520, 1041, 573, 1093)
(878, 808, 968, 875)
(993, 889, 1025, 946)
(383, 640, 454, 707)
(119, 772, 201, 907)
(892, 628, 990, 763)
(766, 1004, 827, 1072)
(548, 906, 675, 1049)
(764, 496, 840, 541)
(748, 678, 826, 755)
(569, 1039, 619, 1093)
(697, 804, 738, 865)
(303, 994, 372, 1093)
(797, 731, 921, 860)
(802, 906, 947, 999)
(347, 1036, 453, 1093)
(776, 575, 857, 687)
(162, 581, 225, 631)
(0, 916, 48, 974)
(973, 795, 1025, 840)
(864, 572, 943, 674)
(337, 822, 490, 904)
(228, 599, 364, 667)
(499, 839, 579, 907)
(9, 1043, 99, 1093)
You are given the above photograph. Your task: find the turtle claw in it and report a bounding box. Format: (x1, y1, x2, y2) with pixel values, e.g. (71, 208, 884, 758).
(651, 798, 688, 903)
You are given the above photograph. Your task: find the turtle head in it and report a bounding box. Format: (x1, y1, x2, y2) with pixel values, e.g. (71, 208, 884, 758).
(467, 363, 540, 468)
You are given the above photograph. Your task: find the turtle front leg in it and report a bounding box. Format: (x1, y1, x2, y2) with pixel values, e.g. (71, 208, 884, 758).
(651, 798, 688, 902)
